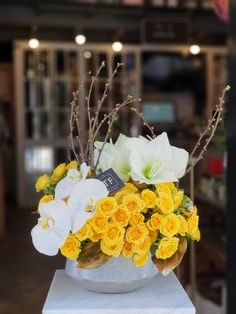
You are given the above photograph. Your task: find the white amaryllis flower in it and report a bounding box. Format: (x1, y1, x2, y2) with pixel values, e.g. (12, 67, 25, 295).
(130, 132, 188, 185)
(55, 162, 90, 200)
(95, 134, 145, 182)
(67, 178, 109, 233)
(31, 200, 70, 256)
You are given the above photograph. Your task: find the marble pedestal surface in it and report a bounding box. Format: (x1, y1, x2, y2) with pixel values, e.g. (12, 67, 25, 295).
(43, 270, 195, 314)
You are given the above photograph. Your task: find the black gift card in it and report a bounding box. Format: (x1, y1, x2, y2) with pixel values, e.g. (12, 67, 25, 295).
(95, 168, 124, 195)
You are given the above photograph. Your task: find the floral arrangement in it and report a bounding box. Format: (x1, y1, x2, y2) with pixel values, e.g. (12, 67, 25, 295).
(31, 63, 229, 276)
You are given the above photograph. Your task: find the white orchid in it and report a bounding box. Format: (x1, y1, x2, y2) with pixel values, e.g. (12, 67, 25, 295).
(55, 162, 90, 200)
(130, 132, 188, 185)
(31, 200, 71, 256)
(67, 178, 109, 233)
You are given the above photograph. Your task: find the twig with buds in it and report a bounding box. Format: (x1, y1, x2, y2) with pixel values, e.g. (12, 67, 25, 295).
(94, 96, 140, 170)
(185, 85, 230, 175)
(68, 62, 138, 170)
(131, 107, 156, 139)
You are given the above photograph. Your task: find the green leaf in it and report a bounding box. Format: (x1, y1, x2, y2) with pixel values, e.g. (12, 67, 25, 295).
(44, 184, 55, 195)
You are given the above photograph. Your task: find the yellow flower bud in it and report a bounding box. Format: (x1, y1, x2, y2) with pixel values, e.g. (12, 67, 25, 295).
(35, 174, 50, 192)
(66, 160, 78, 170)
(50, 163, 67, 184)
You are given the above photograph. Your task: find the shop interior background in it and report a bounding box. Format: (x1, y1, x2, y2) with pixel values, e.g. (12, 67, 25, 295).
(0, 1, 231, 313)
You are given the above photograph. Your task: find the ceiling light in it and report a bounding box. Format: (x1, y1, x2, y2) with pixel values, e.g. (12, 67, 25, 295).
(84, 51, 92, 59)
(28, 38, 39, 49)
(112, 41, 123, 52)
(189, 44, 201, 55)
(75, 34, 86, 45)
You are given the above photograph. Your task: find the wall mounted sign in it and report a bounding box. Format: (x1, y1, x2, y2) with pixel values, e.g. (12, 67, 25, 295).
(141, 19, 189, 43)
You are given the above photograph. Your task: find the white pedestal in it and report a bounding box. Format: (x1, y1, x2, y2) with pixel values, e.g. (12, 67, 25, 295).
(43, 270, 195, 314)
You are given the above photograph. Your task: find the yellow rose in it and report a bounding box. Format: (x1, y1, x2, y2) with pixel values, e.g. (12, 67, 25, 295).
(160, 213, 179, 238)
(75, 224, 92, 241)
(133, 252, 149, 267)
(103, 223, 125, 244)
(156, 182, 175, 195)
(126, 224, 149, 244)
(157, 192, 175, 215)
(148, 229, 158, 243)
(147, 213, 163, 231)
(177, 215, 188, 236)
(122, 194, 145, 215)
(90, 213, 108, 233)
(66, 160, 78, 170)
(173, 190, 184, 209)
(96, 197, 118, 217)
(156, 237, 179, 259)
(50, 163, 66, 184)
(141, 189, 157, 208)
(122, 241, 134, 259)
(35, 174, 50, 192)
(134, 237, 151, 255)
(114, 190, 127, 204)
(187, 211, 199, 234)
(129, 214, 145, 226)
(112, 205, 130, 226)
(60, 234, 81, 260)
(121, 183, 138, 194)
(101, 239, 123, 257)
(190, 227, 201, 241)
(90, 230, 103, 242)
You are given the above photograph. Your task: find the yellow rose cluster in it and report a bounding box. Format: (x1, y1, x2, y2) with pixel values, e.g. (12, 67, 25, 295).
(59, 181, 200, 267)
(35, 162, 200, 267)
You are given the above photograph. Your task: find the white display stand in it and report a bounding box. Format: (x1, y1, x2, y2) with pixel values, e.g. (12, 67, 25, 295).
(43, 270, 195, 314)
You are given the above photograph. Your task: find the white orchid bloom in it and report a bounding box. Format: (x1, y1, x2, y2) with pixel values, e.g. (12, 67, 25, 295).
(67, 178, 109, 233)
(130, 132, 188, 185)
(31, 200, 70, 256)
(55, 162, 90, 200)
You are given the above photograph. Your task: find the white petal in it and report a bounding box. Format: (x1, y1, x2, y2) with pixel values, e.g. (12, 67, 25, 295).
(168, 147, 189, 179)
(66, 200, 83, 227)
(67, 179, 108, 230)
(150, 170, 178, 184)
(70, 179, 108, 204)
(94, 148, 113, 172)
(31, 225, 62, 256)
(54, 177, 72, 200)
(125, 135, 148, 151)
(145, 132, 172, 165)
(39, 200, 71, 234)
(72, 210, 93, 233)
(80, 162, 90, 179)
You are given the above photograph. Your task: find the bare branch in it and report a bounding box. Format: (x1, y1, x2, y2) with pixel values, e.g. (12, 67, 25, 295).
(68, 94, 79, 164)
(185, 85, 230, 175)
(131, 106, 156, 139)
(85, 62, 106, 161)
(93, 97, 139, 170)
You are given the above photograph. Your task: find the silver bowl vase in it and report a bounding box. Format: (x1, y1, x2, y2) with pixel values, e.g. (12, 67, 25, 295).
(65, 255, 159, 293)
